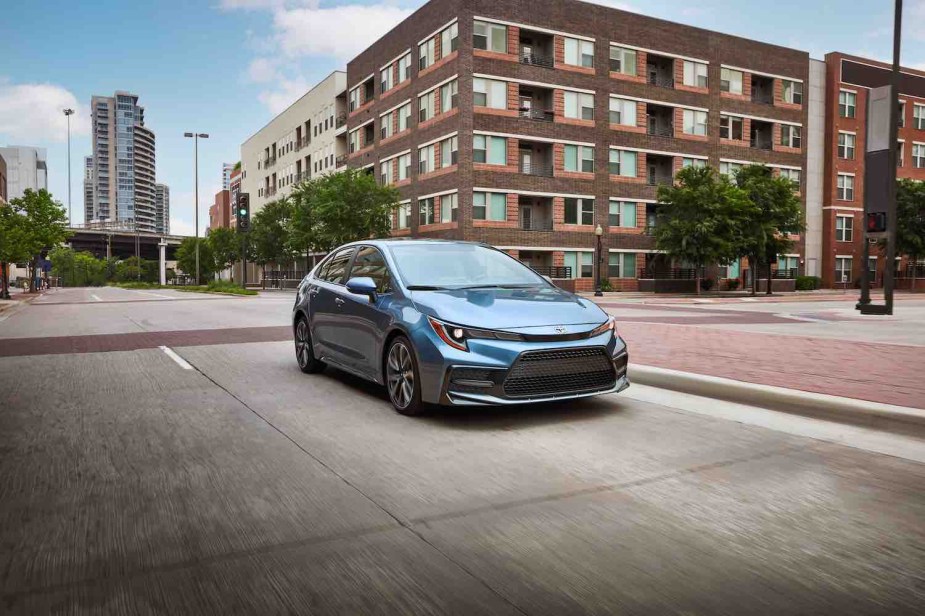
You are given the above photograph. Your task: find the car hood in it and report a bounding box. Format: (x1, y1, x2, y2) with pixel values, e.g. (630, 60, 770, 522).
(408, 286, 607, 330)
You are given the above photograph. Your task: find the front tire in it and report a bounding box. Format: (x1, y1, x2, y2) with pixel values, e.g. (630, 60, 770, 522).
(295, 316, 326, 374)
(385, 336, 425, 415)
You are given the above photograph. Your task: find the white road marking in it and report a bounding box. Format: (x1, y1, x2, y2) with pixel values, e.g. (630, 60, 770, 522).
(160, 346, 193, 370)
(740, 298, 758, 302)
(90, 293, 102, 302)
(130, 290, 174, 299)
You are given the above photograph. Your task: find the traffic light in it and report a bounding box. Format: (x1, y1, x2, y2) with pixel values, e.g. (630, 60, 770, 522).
(866, 212, 886, 233)
(237, 193, 250, 232)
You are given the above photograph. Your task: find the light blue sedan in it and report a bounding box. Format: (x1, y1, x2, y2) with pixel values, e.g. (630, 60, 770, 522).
(293, 240, 629, 415)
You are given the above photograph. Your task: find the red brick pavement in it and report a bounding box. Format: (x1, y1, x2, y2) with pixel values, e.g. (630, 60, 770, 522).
(620, 322, 925, 409)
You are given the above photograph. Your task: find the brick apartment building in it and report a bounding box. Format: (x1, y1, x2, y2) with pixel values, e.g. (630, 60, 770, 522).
(345, 0, 811, 290)
(209, 189, 231, 231)
(822, 52, 925, 288)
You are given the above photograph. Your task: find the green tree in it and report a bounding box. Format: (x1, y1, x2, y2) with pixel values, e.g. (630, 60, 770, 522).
(289, 169, 398, 266)
(0, 204, 30, 298)
(175, 237, 215, 284)
(895, 179, 925, 289)
(655, 165, 752, 294)
(8, 189, 71, 292)
(734, 165, 805, 295)
(208, 227, 239, 282)
(251, 197, 295, 278)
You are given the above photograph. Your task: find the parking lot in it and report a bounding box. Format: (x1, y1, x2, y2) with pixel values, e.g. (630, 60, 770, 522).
(1, 287, 923, 613)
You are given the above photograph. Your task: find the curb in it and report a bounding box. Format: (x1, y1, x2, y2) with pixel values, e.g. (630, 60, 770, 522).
(630, 364, 925, 430)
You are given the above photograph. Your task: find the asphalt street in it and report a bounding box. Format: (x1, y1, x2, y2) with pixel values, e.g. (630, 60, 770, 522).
(1, 287, 923, 614)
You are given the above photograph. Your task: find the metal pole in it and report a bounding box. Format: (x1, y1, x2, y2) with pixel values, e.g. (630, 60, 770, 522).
(884, 0, 902, 315)
(194, 135, 200, 285)
(66, 112, 72, 224)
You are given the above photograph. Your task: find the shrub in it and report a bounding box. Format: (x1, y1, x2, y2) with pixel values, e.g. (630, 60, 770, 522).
(795, 275, 822, 291)
(726, 279, 740, 291)
(599, 278, 613, 292)
(700, 277, 715, 291)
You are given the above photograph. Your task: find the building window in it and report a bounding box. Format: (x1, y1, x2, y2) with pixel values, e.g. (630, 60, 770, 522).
(782, 80, 803, 105)
(564, 145, 594, 173)
(609, 97, 637, 126)
(398, 53, 412, 82)
(720, 161, 743, 177)
(380, 113, 393, 140)
(398, 103, 412, 132)
(564, 91, 594, 120)
(440, 135, 458, 167)
(838, 132, 855, 159)
(398, 202, 410, 229)
(473, 192, 507, 221)
(720, 68, 743, 94)
(380, 161, 393, 186)
(837, 173, 854, 201)
(440, 193, 458, 223)
(380, 66, 394, 93)
(779, 168, 801, 187)
(683, 109, 708, 136)
(835, 215, 853, 242)
(348, 86, 361, 112)
(839, 90, 856, 118)
(419, 197, 435, 225)
(608, 200, 636, 228)
(398, 154, 411, 180)
(419, 38, 435, 70)
(868, 257, 878, 277)
(473, 77, 507, 109)
(608, 253, 636, 278)
(835, 257, 852, 284)
(348, 128, 360, 153)
(898, 102, 906, 128)
(913, 143, 925, 169)
(898, 142, 904, 167)
(682, 158, 706, 168)
(473, 20, 506, 53)
(781, 124, 802, 148)
(778, 256, 798, 274)
(914, 104, 925, 130)
(441, 79, 458, 113)
(609, 149, 637, 177)
(719, 115, 743, 140)
(609, 45, 637, 75)
(564, 197, 594, 225)
(473, 135, 506, 164)
(440, 22, 458, 58)
(564, 37, 594, 68)
(419, 144, 436, 174)
(682, 61, 708, 88)
(419, 91, 436, 122)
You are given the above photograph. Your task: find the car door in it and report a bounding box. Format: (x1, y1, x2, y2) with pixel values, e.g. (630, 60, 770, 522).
(334, 245, 395, 379)
(309, 246, 355, 366)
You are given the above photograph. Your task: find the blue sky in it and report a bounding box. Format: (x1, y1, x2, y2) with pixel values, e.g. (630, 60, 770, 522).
(1, 0, 923, 235)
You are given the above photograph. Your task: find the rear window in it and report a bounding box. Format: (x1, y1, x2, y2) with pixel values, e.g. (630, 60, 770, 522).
(319, 248, 354, 285)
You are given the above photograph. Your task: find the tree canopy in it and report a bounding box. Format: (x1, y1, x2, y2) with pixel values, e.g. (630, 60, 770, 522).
(896, 179, 925, 264)
(176, 237, 215, 283)
(208, 227, 239, 280)
(4, 189, 71, 292)
(250, 197, 296, 268)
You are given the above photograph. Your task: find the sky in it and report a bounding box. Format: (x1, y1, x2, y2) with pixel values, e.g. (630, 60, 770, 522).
(1, 0, 924, 236)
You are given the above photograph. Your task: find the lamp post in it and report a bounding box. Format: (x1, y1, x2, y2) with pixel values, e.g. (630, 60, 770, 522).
(63, 108, 74, 225)
(184, 132, 209, 283)
(594, 224, 604, 297)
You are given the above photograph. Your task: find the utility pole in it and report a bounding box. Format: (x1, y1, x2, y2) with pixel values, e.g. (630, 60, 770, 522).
(184, 132, 209, 283)
(63, 109, 74, 225)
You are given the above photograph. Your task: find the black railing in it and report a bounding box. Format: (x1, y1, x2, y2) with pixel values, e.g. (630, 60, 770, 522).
(751, 94, 774, 105)
(530, 265, 571, 278)
(335, 154, 348, 166)
(263, 270, 306, 289)
(521, 219, 554, 231)
(521, 53, 554, 68)
(647, 122, 674, 137)
(772, 268, 798, 279)
(750, 138, 772, 150)
(519, 108, 555, 122)
(336, 113, 347, 128)
(265, 156, 277, 167)
(646, 175, 673, 187)
(898, 264, 925, 278)
(648, 74, 675, 89)
(520, 162, 554, 177)
(638, 268, 697, 280)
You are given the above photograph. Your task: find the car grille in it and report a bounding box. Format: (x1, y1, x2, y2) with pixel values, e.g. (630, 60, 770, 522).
(502, 347, 616, 398)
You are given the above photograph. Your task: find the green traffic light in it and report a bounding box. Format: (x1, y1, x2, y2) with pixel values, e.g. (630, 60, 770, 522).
(239, 208, 247, 216)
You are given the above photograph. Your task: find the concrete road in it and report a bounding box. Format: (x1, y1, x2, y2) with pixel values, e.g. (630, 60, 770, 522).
(1, 288, 924, 614)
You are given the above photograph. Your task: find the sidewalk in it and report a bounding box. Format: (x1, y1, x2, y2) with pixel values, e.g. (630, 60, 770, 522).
(580, 290, 920, 305)
(620, 322, 925, 409)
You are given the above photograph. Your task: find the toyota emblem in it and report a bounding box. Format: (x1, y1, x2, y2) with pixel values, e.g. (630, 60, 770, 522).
(554, 326, 567, 334)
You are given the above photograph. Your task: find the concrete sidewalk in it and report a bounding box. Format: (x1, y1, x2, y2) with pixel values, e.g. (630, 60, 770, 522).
(619, 322, 925, 409)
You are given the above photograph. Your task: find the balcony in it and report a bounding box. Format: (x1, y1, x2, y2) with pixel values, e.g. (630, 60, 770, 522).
(265, 155, 277, 167)
(646, 154, 674, 186)
(266, 186, 277, 197)
(519, 197, 554, 231)
(646, 103, 674, 137)
(519, 109, 554, 122)
(646, 54, 675, 89)
(335, 154, 348, 167)
(750, 120, 773, 150)
(518, 141, 554, 177)
(295, 136, 309, 151)
(336, 113, 347, 128)
(518, 85, 555, 122)
(519, 29, 554, 69)
(751, 75, 774, 105)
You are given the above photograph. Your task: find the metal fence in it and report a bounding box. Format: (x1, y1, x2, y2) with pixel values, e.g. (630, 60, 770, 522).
(530, 265, 572, 279)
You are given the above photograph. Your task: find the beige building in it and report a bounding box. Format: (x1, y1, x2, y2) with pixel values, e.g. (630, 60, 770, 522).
(240, 71, 348, 213)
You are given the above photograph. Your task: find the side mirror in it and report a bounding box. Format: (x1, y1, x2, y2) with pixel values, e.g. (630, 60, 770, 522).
(346, 276, 378, 302)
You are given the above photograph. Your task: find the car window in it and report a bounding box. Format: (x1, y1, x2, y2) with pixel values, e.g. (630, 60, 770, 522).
(320, 248, 354, 285)
(350, 246, 392, 293)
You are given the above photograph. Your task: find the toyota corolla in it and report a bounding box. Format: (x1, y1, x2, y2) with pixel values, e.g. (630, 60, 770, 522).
(292, 240, 629, 415)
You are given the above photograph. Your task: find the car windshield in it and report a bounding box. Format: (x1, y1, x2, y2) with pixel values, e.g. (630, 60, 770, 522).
(389, 244, 548, 289)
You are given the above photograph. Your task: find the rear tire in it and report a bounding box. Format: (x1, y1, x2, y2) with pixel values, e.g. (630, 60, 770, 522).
(385, 336, 425, 415)
(295, 316, 326, 374)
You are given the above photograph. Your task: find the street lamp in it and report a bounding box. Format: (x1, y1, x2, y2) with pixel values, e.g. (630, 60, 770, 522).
(594, 224, 604, 297)
(63, 108, 74, 225)
(184, 132, 209, 284)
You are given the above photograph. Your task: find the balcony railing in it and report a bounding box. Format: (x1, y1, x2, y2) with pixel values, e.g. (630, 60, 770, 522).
(751, 94, 774, 105)
(296, 137, 309, 150)
(265, 156, 277, 167)
(520, 219, 554, 231)
(520, 53, 554, 68)
(336, 113, 347, 128)
(266, 186, 277, 196)
(297, 171, 309, 182)
(530, 265, 572, 278)
(646, 175, 673, 187)
(647, 74, 675, 89)
(772, 268, 798, 279)
(520, 162, 554, 177)
(749, 139, 772, 150)
(647, 122, 674, 137)
(335, 154, 348, 167)
(519, 109, 555, 122)
(638, 268, 697, 280)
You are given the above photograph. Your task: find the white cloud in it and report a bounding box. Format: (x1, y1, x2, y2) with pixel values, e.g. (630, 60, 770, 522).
(247, 57, 281, 83)
(0, 79, 89, 143)
(169, 187, 220, 236)
(910, 0, 925, 41)
(583, 0, 639, 12)
(258, 77, 312, 115)
(219, 0, 314, 10)
(272, 4, 414, 60)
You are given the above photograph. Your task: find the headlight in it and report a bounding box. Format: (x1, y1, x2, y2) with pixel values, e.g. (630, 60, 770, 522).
(428, 316, 469, 351)
(589, 315, 616, 337)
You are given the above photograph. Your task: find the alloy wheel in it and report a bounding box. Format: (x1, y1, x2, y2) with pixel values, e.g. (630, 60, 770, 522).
(295, 320, 310, 368)
(386, 341, 415, 410)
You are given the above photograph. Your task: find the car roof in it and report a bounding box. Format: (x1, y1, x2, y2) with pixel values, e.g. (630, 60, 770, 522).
(348, 238, 488, 248)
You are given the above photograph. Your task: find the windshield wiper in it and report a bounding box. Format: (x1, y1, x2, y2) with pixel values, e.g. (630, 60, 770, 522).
(405, 285, 450, 291)
(458, 284, 538, 290)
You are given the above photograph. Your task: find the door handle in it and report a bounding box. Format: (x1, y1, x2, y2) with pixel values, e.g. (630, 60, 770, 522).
(308, 288, 319, 296)
(334, 297, 345, 307)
